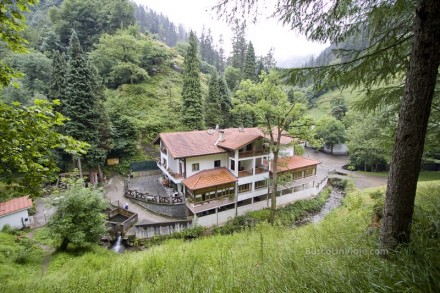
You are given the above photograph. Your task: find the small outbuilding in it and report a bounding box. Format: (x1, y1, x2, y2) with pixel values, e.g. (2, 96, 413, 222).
(0, 196, 33, 230)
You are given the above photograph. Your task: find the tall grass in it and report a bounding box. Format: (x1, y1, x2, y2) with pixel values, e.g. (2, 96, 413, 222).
(1, 182, 439, 292)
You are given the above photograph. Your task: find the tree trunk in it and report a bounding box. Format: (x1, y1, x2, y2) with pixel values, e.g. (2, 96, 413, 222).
(269, 150, 279, 224)
(60, 237, 69, 251)
(97, 165, 104, 183)
(380, 0, 440, 252)
(89, 169, 97, 186)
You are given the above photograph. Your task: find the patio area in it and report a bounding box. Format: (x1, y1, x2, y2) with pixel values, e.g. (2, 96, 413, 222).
(125, 175, 183, 204)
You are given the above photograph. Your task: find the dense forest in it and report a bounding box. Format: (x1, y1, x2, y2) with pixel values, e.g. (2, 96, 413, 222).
(1, 0, 439, 200)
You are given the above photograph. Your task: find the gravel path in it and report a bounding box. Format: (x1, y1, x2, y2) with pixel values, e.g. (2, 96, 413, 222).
(103, 175, 172, 223)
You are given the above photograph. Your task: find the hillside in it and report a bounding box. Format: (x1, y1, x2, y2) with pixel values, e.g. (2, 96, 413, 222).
(306, 87, 361, 120)
(1, 181, 439, 292)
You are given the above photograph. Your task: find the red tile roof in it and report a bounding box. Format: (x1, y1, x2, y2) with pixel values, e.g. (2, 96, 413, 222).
(272, 156, 320, 173)
(157, 127, 294, 159)
(182, 167, 238, 191)
(0, 196, 33, 217)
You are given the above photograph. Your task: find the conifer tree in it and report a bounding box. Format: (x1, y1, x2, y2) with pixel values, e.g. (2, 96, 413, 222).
(230, 21, 247, 71)
(64, 30, 108, 183)
(219, 75, 232, 127)
(181, 31, 205, 130)
(205, 70, 223, 127)
(48, 50, 67, 103)
(243, 41, 257, 81)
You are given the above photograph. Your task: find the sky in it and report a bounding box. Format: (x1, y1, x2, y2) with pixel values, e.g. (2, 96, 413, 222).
(133, 0, 329, 67)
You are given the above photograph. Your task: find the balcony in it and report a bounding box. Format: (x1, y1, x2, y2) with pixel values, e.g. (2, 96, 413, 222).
(157, 161, 183, 183)
(238, 149, 268, 158)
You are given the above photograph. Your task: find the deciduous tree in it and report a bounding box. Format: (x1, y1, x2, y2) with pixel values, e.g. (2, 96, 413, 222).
(215, 0, 440, 251)
(234, 70, 310, 223)
(0, 100, 87, 199)
(48, 182, 108, 251)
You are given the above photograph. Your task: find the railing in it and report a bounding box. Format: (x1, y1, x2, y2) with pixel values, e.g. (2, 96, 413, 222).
(255, 167, 269, 174)
(238, 149, 268, 158)
(238, 169, 253, 178)
(156, 162, 183, 181)
(124, 188, 183, 205)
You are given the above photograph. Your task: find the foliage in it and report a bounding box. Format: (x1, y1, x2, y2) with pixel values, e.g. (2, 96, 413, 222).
(204, 70, 223, 127)
(346, 111, 391, 171)
(229, 20, 247, 71)
(0, 99, 87, 198)
(49, 0, 135, 51)
(330, 95, 348, 120)
(90, 29, 149, 88)
(233, 70, 312, 222)
(218, 74, 233, 127)
(181, 31, 204, 130)
(63, 31, 108, 171)
(223, 65, 241, 91)
(0, 0, 38, 87)
(242, 41, 257, 81)
(134, 3, 188, 47)
(1, 50, 51, 103)
(48, 50, 67, 102)
(314, 116, 346, 154)
(47, 181, 108, 251)
(4, 182, 440, 292)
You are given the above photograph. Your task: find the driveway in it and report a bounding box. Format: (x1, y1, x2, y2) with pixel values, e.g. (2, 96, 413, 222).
(103, 176, 172, 223)
(304, 147, 387, 189)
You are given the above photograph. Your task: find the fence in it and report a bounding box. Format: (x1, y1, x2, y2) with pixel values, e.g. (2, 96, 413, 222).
(134, 220, 193, 239)
(106, 207, 138, 236)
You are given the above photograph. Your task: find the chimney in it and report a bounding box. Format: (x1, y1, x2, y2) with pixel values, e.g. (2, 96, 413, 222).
(215, 130, 225, 145)
(218, 130, 225, 142)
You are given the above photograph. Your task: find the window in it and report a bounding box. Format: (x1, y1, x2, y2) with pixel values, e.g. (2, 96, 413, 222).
(192, 163, 199, 171)
(238, 183, 251, 193)
(231, 160, 235, 170)
(255, 180, 267, 189)
(214, 160, 221, 168)
(294, 170, 303, 179)
(246, 144, 252, 151)
(305, 168, 315, 177)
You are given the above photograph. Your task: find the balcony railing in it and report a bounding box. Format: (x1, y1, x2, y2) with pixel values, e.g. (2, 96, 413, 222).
(238, 149, 268, 158)
(157, 161, 183, 182)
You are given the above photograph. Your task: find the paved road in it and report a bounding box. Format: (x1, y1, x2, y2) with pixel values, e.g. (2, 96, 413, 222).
(304, 147, 387, 189)
(31, 196, 55, 228)
(103, 176, 172, 223)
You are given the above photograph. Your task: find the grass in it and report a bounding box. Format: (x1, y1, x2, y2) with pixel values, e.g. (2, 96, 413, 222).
(307, 87, 362, 120)
(1, 181, 439, 292)
(357, 170, 440, 181)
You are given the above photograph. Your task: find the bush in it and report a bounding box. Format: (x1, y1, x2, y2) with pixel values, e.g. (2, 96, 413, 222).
(1, 224, 14, 234)
(369, 190, 385, 219)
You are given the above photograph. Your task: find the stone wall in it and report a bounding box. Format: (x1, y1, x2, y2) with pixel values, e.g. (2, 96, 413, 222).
(130, 197, 188, 219)
(135, 220, 193, 239)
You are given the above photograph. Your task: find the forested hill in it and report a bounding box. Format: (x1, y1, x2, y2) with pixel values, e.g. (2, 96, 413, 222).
(0, 0, 276, 198)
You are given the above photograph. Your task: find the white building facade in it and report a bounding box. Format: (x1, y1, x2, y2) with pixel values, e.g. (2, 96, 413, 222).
(155, 128, 327, 226)
(0, 196, 33, 230)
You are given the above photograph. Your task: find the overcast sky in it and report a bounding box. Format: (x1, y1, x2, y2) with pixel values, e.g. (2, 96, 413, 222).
(133, 0, 329, 66)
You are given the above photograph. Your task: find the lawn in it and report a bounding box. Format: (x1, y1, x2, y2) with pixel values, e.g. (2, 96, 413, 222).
(357, 170, 440, 182)
(1, 181, 439, 292)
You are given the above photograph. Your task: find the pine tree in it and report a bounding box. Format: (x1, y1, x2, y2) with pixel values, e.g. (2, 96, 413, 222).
(205, 70, 223, 127)
(181, 31, 204, 130)
(48, 50, 67, 103)
(219, 74, 232, 127)
(243, 41, 257, 81)
(230, 21, 247, 71)
(64, 30, 108, 183)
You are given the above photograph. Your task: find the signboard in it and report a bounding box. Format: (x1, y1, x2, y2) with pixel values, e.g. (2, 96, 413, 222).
(107, 158, 120, 166)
